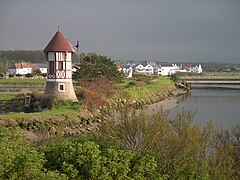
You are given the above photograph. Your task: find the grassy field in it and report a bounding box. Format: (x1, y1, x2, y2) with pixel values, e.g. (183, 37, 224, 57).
(0, 101, 80, 120)
(0, 78, 46, 86)
(115, 77, 175, 101)
(0, 94, 17, 101)
(127, 77, 175, 99)
(0, 78, 79, 86)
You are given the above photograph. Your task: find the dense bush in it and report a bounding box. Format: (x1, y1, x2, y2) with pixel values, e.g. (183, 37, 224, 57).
(0, 127, 67, 179)
(79, 77, 116, 109)
(25, 73, 33, 78)
(40, 134, 160, 180)
(99, 103, 240, 179)
(170, 73, 179, 82)
(8, 74, 14, 78)
(3, 93, 59, 113)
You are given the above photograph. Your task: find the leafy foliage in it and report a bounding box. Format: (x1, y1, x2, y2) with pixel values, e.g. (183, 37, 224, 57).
(73, 54, 123, 83)
(170, 73, 179, 82)
(0, 127, 66, 179)
(41, 135, 159, 179)
(99, 103, 240, 179)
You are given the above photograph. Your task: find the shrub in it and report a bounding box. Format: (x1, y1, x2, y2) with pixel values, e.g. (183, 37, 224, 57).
(8, 74, 14, 78)
(0, 127, 67, 179)
(42, 73, 47, 77)
(170, 73, 179, 82)
(25, 73, 33, 78)
(125, 81, 136, 88)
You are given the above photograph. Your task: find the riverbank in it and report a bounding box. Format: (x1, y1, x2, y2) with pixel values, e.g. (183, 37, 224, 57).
(0, 77, 181, 143)
(144, 89, 186, 115)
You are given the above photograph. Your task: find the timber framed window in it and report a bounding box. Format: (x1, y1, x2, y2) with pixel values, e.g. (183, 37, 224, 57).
(58, 61, 63, 70)
(49, 61, 55, 74)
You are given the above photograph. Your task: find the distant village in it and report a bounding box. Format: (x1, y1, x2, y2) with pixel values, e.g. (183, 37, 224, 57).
(117, 62, 202, 78)
(6, 61, 202, 78)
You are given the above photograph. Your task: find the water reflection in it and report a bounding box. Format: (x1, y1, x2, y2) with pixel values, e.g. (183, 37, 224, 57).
(0, 87, 44, 93)
(170, 88, 240, 129)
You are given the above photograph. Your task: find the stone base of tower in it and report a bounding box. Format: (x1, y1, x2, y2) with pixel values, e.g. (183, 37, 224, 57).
(45, 81, 78, 102)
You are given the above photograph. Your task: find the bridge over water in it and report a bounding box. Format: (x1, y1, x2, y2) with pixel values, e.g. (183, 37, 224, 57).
(179, 76, 240, 89)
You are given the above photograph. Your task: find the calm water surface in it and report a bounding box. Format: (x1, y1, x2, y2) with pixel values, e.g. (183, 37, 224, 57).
(170, 88, 240, 129)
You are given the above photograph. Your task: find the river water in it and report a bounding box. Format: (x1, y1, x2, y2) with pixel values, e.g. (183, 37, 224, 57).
(170, 88, 240, 129)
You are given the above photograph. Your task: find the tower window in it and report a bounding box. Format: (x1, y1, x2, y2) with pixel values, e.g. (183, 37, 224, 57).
(59, 84, 64, 91)
(49, 61, 55, 74)
(58, 61, 63, 70)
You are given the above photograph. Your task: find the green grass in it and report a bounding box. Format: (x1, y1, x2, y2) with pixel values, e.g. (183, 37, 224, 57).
(127, 77, 175, 99)
(0, 78, 79, 87)
(0, 102, 80, 120)
(0, 78, 46, 86)
(0, 94, 17, 101)
(115, 77, 175, 100)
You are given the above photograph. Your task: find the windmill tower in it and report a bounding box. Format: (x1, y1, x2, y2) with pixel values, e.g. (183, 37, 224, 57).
(43, 30, 78, 102)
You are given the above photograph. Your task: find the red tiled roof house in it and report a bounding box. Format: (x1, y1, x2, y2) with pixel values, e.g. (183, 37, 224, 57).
(8, 62, 33, 75)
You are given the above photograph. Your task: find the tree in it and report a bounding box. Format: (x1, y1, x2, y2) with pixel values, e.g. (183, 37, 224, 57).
(73, 54, 123, 83)
(79, 52, 86, 62)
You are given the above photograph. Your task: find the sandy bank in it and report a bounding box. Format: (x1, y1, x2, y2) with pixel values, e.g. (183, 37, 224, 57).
(144, 89, 186, 115)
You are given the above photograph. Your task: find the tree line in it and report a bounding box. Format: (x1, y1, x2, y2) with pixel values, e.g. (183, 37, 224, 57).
(0, 50, 80, 64)
(0, 50, 45, 63)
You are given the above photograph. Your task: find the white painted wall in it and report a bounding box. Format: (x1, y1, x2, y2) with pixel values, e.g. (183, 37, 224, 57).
(135, 64, 145, 74)
(158, 64, 180, 76)
(135, 64, 154, 75)
(144, 64, 154, 75)
(15, 68, 32, 75)
(39, 68, 47, 74)
(66, 52, 72, 61)
(189, 65, 202, 73)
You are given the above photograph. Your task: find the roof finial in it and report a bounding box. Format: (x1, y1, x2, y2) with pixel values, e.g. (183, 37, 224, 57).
(58, 26, 60, 32)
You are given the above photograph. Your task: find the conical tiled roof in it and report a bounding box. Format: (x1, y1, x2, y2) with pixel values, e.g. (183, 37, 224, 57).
(44, 31, 75, 53)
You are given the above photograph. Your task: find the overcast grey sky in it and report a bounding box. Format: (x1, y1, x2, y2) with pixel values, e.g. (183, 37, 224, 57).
(0, 0, 240, 62)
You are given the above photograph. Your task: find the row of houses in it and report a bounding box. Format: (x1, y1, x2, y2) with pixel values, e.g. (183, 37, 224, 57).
(118, 62, 202, 78)
(7, 62, 47, 75)
(7, 61, 202, 78)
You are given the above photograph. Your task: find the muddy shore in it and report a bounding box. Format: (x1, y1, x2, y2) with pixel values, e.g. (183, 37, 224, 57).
(144, 89, 186, 115)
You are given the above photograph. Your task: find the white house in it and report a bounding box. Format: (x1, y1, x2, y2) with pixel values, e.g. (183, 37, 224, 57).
(158, 64, 180, 76)
(125, 66, 133, 78)
(189, 65, 202, 73)
(135, 64, 154, 75)
(135, 64, 145, 74)
(144, 64, 154, 75)
(8, 62, 33, 75)
(117, 64, 133, 78)
(32, 63, 47, 74)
